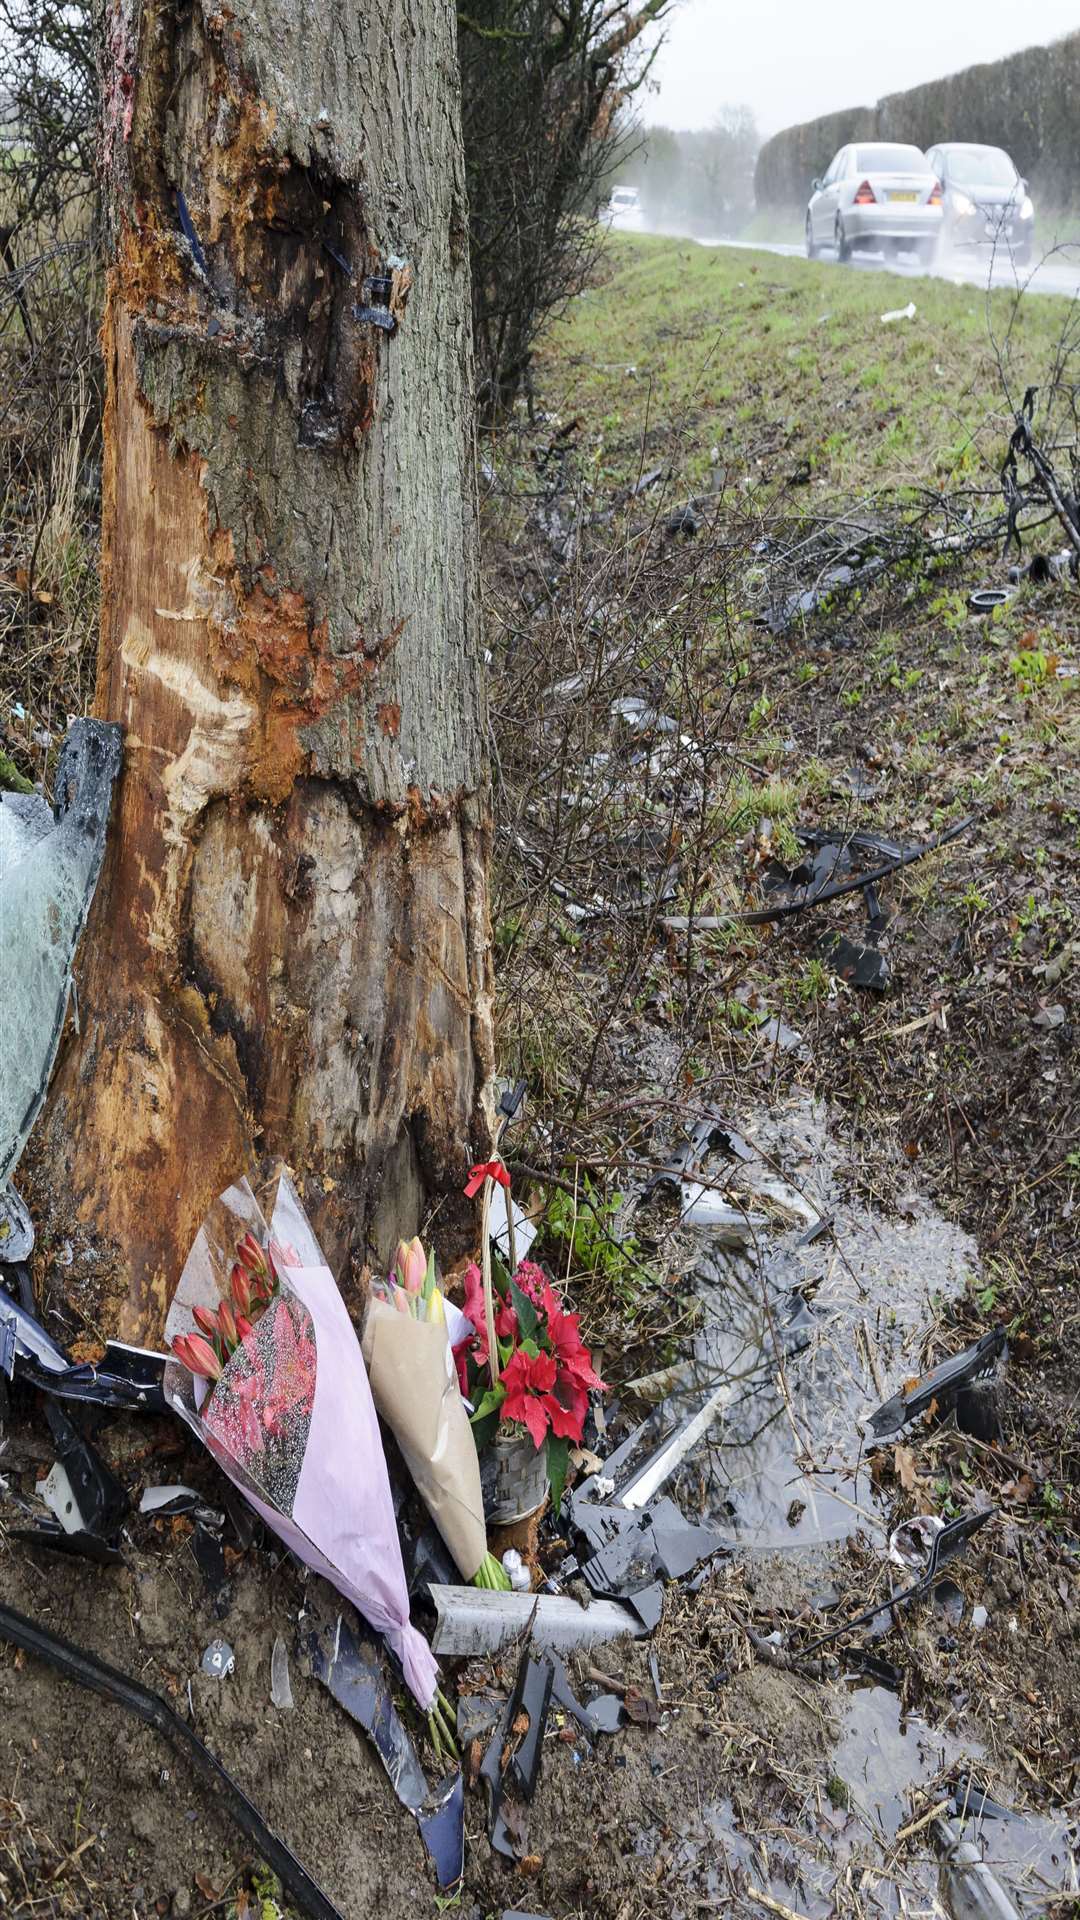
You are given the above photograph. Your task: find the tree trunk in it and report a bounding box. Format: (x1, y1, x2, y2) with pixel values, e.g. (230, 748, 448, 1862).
(32, 0, 494, 1344)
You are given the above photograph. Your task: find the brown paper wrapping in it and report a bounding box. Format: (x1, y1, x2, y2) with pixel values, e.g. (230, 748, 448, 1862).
(361, 1297, 489, 1582)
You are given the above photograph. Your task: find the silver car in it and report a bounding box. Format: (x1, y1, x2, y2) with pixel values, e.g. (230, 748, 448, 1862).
(925, 143, 1034, 265)
(806, 143, 943, 264)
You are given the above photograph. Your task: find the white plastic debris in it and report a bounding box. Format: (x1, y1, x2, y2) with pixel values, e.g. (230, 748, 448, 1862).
(889, 1514, 944, 1572)
(270, 1635, 294, 1709)
(36, 1462, 85, 1535)
(500, 1549, 531, 1594)
(201, 1638, 235, 1679)
(492, 1194, 538, 1261)
(971, 1604, 989, 1632)
(139, 1484, 200, 1514)
(880, 301, 917, 323)
(429, 1586, 644, 1657)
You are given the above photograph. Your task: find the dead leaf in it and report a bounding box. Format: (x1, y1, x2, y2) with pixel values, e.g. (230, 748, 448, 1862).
(194, 1873, 218, 1901)
(623, 1685, 660, 1728)
(1001, 1473, 1035, 1504)
(894, 1445, 918, 1492)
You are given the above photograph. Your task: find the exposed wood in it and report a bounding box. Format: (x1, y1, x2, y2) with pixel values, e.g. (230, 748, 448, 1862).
(32, 0, 493, 1343)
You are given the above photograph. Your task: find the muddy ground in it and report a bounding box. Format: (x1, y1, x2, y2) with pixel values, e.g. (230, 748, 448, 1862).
(2, 237, 1079, 1917)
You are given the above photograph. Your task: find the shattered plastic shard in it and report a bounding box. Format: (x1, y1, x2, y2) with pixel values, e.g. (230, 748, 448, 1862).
(0, 720, 122, 1192)
(271, 1636, 294, 1709)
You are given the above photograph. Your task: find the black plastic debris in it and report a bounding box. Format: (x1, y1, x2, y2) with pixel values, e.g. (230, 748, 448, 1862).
(968, 587, 1013, 613)
(741, 816, 976, 927)
(818, 929, 889, 991)
(0, 1601, 345, 1920)
(510, 1657, 554, 1801)
(139, 1485, 224, 1526)
(664, 503, 701, 539)
(0, 1279, 167, 1412)
(193, 1523, 231, 1611)
(481, 1652, 553, 1862)
(309, 1617, 463, 1889)
(321, 239, 353, 276)
(14, 1399, 129, 1565)
(548, 1654, 603, 1738)
(584, 1692, 623, 1734)
(953, 1776, 1013, 1822)
(176, 189, 209, 277)
(354, 273, 395, 331)
(457, 1692, 504, 1745)
(794, 1508, 995, 1657)
(868, 1328, 1007, 1438)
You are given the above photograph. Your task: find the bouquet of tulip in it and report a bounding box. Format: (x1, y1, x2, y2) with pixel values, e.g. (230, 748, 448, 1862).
(453, 1254, 605, 1514)
(364, 1237, 509, 1590)
(164, 1168, 453, 1751)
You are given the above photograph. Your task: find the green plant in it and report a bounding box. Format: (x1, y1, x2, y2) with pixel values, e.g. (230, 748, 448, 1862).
(796, 957, 830, 1003)
(1008, 647, 1050, 694)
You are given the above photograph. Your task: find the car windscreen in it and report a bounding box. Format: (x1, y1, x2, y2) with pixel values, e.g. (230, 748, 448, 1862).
(944, 147, 1018, 188)
(854, 145, 926, 173)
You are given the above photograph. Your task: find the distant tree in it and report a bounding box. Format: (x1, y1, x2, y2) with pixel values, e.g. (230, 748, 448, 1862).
(626, 106, 760, 237)
(460, 0, 675, 420)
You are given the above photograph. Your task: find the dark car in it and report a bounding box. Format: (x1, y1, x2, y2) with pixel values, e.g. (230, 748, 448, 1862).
(925, 142, 1034, 265)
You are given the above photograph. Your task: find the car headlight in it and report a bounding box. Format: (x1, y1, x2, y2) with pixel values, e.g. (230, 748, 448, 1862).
(952, 192, 976, 217)
(1019, 195, 1034, 220)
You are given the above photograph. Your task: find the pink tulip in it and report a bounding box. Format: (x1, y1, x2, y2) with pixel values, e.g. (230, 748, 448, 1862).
(394, 1236, 427, 1294)
(391, 1287, 411, 1314)
(235, 1232, 269, 1278)
(230, 1262, 253, 1317)
(172, 1332, 222, 1382)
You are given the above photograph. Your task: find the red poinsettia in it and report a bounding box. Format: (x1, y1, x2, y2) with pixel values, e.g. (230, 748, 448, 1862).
(540, 1283, 606, 1391)
(457, 1258, 604, 1452)
(500, 1347, 559, 1447)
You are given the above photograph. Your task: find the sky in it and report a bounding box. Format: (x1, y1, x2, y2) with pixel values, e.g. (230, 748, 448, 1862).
(641, 0, 1080, 139)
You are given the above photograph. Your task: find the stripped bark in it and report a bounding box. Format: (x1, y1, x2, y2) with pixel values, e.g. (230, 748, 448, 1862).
(33, 0, 494, 1343)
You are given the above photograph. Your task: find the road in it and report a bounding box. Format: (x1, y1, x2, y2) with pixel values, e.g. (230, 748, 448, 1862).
(696, 233, 1080, 301)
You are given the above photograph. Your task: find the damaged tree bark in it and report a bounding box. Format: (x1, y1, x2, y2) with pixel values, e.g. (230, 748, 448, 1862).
(33, 0, 494, 1343)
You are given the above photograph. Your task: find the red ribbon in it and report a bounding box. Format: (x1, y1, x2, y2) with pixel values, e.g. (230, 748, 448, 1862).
(464, 1160, 511, 1199)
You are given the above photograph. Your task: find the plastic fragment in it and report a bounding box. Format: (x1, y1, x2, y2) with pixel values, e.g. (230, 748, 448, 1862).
(201, 1638, 235, 1679)
(618, 1382, 734, 1509)
(480, 1654, 553, 1860)
(869, 1329, 1007, 1437)
(429, 1585, 644, 1656)
(271, 1636, 294, 1710)
(934, 1816, 1022, 1920)
(502, 1549, 532, 1593)
(309, 1617, 463, 1890)
(881, 301, 917, 322)
(819, 929, 888, 991)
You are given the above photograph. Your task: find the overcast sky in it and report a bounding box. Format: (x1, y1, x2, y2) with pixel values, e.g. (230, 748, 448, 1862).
(641, 0, 1080, 139)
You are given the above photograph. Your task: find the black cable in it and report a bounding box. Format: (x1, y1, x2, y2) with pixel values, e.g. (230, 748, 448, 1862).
(0, 1603, 345, 1920)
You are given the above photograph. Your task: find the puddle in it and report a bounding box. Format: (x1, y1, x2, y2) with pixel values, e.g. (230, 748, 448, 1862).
(632, 1097, 978, 1549)
(633, 1688, 1076, 1919)
(832, 1684, 1076, 1914)
(614, 1100, 1077, 1918)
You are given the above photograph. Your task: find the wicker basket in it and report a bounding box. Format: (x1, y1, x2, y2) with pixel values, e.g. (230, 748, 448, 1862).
(480, 1427, 548, 1525)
